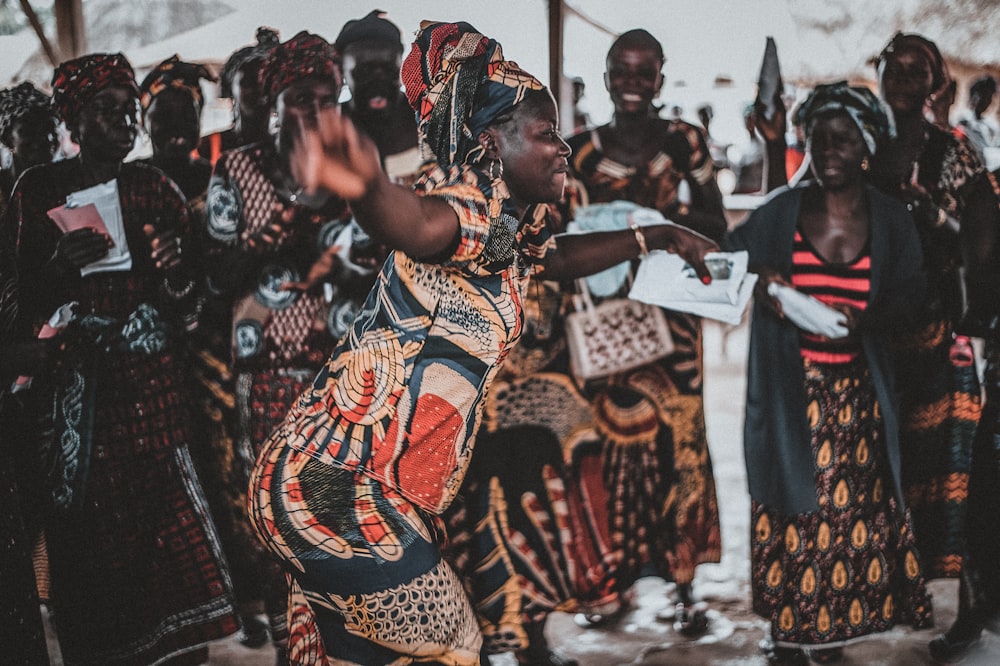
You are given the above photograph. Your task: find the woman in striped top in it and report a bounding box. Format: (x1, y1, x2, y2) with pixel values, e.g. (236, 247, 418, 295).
(725, 83, 930, 665)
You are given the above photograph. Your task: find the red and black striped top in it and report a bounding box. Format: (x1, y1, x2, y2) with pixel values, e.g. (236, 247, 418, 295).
(791, 229, 871, 364)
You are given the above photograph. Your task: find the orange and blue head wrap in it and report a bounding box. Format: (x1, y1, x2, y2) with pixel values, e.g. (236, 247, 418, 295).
(401, 21, 544, 166)
(51, 52, 139, 128)
(139, 55, 215, 115)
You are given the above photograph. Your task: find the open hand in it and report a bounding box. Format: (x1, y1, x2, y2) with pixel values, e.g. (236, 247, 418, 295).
(290, 108, 382, 202)
(143, 224, 184, 271)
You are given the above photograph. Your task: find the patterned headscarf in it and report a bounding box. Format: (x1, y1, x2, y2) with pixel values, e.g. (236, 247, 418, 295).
(139, 55, 215, 114)
(877, 32, 951, 100)
(795, 81, 894, 156)
(258, 31, 340, 107)
(401, 21, 545, 166)
(0, 82, 53, 142)
(220, 26, 280, 99)
(334, 9, 402, 55)
(51, 52, 139, 128)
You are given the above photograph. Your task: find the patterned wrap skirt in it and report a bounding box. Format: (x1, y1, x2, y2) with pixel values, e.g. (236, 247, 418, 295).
(249, 439, 483, 666)
(898, 318, 981, 578)
(43, 350, 239, 665)
(751, 358, 933, 647)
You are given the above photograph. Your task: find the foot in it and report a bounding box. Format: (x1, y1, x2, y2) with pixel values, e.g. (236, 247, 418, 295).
(515, 649, 579, 666)
(929, 613, 984, 664)
(760, 638, 809, 666)
(673, 601, 710, 637)
(237, 615, 270, 649)
(809, 646, 843, 663)
(573, 603, 629, 629)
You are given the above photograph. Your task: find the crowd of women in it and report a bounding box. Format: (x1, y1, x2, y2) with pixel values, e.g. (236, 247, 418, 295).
(0, 9, 997, 666)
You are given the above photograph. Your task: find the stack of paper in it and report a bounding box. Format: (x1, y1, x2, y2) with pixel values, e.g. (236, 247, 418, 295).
(628, 250, 757, 325)
(48, 179, 132, 276)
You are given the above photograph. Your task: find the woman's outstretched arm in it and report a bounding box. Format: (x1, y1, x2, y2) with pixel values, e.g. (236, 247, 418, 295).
(291, 108, 460, 260)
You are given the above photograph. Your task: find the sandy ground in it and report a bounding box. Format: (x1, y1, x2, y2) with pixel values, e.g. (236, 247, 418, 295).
(44, 320, 1000, 665)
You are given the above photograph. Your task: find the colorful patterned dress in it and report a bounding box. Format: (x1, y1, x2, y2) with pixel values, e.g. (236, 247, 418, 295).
(871, 122, 985, 578)
(560, 121, 722, 600)
(750, 229, 932, 646)
(0, 231, 49, 665)
(443, 209, 617, 653)
(248, 164, 554, 665)
(204, 143, 373, 646)
(9, 158, 239, 666)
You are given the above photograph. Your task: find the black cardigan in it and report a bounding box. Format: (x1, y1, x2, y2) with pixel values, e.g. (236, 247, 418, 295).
(724, 182, 926, 515)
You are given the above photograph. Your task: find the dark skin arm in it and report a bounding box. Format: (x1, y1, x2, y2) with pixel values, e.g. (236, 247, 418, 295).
(292, 108, 719, 278)
(753, 89, 789, 193)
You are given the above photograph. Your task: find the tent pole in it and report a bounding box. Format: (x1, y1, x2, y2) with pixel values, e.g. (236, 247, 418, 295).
(18, 0, 60, 66)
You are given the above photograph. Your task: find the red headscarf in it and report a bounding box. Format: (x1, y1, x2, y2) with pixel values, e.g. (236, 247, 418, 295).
(51, 52, 139, 128)
(257, 31, 340, 106)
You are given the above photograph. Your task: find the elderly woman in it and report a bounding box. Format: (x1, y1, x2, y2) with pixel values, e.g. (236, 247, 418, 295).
(203, 30, 378, 661)
(247, 21, 716, 665)
(0, 82, 59, 201)
(726, 83, 931, 665)
(7, 52, 238, 666)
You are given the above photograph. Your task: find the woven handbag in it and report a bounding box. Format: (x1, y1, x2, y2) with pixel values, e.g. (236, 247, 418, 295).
(565, 276, 674, 382)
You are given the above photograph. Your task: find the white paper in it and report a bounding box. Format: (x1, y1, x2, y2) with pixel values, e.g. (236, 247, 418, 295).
(767, 282, 849, 338)
(65, 179, 132, 276)
(629, 250, 757, 325)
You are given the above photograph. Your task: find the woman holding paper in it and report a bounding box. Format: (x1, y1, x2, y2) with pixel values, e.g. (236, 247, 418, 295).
(7, 53, 239, 665)
(562, 28, 726, 635)
(725, 83, 931, 664)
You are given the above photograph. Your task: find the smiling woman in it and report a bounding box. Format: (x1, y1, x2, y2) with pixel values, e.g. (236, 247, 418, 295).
(244, 19, 716, 665)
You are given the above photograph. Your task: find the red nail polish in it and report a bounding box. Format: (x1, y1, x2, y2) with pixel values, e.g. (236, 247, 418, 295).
(701, 275, 712, 284)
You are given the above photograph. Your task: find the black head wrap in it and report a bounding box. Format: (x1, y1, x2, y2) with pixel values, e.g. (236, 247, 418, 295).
(334, 10, 403, 55)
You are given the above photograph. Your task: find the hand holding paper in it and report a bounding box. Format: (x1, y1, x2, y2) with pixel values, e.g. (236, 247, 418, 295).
(766, 283, 850, 338)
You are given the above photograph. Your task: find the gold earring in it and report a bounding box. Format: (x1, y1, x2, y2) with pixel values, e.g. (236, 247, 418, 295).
(861, 156, 870, 172)
(489, 158, 504, 181)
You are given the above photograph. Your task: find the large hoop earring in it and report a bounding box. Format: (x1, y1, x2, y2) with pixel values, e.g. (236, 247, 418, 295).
(489, 158, 504, 182)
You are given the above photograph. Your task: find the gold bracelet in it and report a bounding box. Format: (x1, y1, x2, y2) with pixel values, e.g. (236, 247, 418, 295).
(629, 221, 649, 257)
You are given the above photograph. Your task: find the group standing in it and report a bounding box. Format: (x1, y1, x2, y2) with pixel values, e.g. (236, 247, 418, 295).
(0, 11, 997, 666)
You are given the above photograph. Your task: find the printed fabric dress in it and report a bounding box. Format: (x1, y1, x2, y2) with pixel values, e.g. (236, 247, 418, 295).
(204, 142, 375, 646)
(443, 206, 616, 654)
(560, 120, 722, 601)
(750, 230, 932, 647)
(248, 164, 554, 666)
(9, 158, 239, 666)
(871, 122, 984, 578)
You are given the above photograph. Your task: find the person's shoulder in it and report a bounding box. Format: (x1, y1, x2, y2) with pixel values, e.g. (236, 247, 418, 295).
(864, 183, 911, 220)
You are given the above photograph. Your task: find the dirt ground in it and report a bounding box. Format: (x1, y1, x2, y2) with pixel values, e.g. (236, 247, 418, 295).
(44, 321, 1000, 665)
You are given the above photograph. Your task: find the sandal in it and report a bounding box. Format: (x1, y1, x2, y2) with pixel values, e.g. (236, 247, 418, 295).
(809, 646, 843, 663)
(516, 649, 579, 666)
(573, 601, 629, 629)
(760, 638, 809, 666)
(673, 601, 710, 637)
